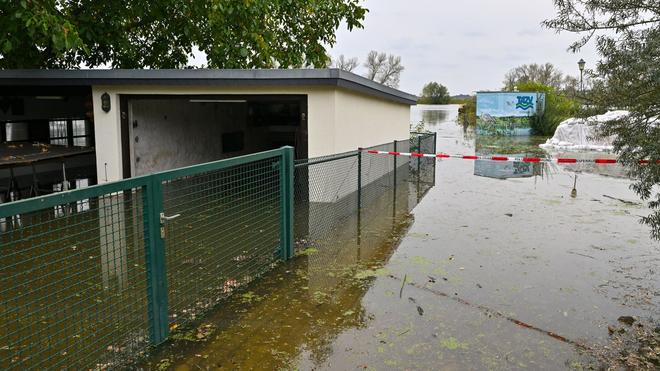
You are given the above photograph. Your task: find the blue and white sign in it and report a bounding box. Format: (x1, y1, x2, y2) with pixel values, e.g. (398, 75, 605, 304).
(476, 92, 544, 117)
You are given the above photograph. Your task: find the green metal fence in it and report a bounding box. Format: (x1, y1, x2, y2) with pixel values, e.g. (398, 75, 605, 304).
(0, 133, 435, 369)
(0, 147, 294, 370)
(293, 134, 437, 252)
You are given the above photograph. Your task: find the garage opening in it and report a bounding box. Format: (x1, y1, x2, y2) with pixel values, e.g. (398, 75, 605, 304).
(1, 86, 97, 204)
(123, 95, 307, 177)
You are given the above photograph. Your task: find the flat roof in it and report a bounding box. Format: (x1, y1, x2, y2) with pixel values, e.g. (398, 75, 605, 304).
(0, 69, 417, 105)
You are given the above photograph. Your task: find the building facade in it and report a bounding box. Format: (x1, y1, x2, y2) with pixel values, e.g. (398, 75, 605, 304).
(0, 69, 416, 201)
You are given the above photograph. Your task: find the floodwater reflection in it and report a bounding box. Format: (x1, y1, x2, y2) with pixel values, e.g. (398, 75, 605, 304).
(472, 125, 627, 180)
(147, 106, 657, 370)
(474, 158, 544, 179)
(411, 104, 455, 126)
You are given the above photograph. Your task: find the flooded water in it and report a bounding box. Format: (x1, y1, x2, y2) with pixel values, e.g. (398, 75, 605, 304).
(149, 105, 659, 370)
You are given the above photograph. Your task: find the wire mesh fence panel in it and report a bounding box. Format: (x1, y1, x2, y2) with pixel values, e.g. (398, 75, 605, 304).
(293, 136, 438, 259)
(419, 133, 437, 185)
(360, 142, 396, 208)
(0, 139, 435, 368)
(162, 157, 282, 327)
(409, 132, 437, 186)
(0, 187, 151, 370)
(293, 151, 359, 250)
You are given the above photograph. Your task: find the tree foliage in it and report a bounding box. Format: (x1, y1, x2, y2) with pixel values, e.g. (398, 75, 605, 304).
(455, 96, 476, 127)
(513, 81, 579, 135)
(363, 50, 404, 88)
(0, 0, 367, 69)
(544, 0, 660, 239)
(418, 82, 450, 104)
(503, 62, 583, 93)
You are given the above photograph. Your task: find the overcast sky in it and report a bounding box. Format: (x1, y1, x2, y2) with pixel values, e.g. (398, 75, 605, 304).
(328, 0, 600, 96)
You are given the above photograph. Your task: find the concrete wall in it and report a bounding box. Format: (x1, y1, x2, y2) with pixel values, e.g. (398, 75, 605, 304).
(334, 89, 411, 153)
(91, 85, 410, 182)
(92, 89, 123, 182)
(129, 100, 252, 175)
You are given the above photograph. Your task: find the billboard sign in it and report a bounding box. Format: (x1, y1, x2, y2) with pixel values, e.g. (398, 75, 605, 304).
(476, 92, 545, 136)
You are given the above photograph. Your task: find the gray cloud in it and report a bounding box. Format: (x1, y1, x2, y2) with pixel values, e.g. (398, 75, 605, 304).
(462, 31, 486, 38)
(329, 0, 599, 95)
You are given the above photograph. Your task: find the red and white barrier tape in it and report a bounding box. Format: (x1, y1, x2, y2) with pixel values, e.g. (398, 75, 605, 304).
(362, 149, 660, 165)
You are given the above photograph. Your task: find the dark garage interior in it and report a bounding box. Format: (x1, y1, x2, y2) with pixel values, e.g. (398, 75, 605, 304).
(0, 86, 98, 206)
(123, 95, 308, 177)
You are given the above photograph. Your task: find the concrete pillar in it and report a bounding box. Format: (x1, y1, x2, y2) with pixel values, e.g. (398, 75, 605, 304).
(91, 88, 124, 183)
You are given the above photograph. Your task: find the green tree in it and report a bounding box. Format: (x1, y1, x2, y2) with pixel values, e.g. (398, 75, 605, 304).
(418, 82, 450, 104)
(455, 96, 476, 127)
(503, 63, 564, 90)
(512, 81, 579, 135)
(502, 62, 583, 95)
(0, 0, 367, 69)
(544, 0, 660, 239)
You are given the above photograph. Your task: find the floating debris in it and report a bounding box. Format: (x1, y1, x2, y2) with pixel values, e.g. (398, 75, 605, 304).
(223, 278, 239, 294)
(618, 316, 636, 326)
(580, 318, 659, 370)
(603, 194, 642, 206)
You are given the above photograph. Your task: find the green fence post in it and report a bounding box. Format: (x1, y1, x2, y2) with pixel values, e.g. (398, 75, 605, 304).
(417, 135, 422, 175)
(143, 178, 169, 345)
(432, 132, 437, 185)
(392, 140, 397, 218)
(356, 149, 362, 247)
(357, 150, 362, 211)
(393, 140, 398, 187)
(416, 136, 422, 202)
(279, 146, 294, 260)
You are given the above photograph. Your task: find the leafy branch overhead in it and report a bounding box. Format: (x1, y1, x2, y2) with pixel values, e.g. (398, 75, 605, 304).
(0, 0, 368, 69)
(545, 0, 660, 239)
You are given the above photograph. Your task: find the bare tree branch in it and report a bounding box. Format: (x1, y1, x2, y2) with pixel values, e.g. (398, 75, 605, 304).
(332, 54, 359, 72)
(363, 50, 404, 88)
(364, 50, 387, 80)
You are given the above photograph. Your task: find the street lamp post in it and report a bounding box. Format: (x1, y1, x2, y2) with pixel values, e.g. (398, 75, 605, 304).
(578, 58, 586, 93)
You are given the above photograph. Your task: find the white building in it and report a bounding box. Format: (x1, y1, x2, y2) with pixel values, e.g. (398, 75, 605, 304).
(0, 69, 416, 191)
